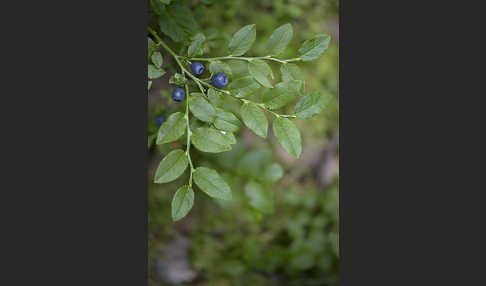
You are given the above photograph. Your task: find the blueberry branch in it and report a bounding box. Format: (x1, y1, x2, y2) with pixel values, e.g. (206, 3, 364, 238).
(188, 55, 302, 64)
(148, 27, 296, 120)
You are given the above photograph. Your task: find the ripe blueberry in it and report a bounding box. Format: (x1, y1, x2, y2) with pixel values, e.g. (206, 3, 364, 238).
(154, 114, 166, 126)
(211, 72, 229, 88)
(190, 62, 204, 75)
(172, 87, 186, 102)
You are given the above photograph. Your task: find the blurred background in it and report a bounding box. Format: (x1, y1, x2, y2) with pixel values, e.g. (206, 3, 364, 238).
(148, 0, 339, 285)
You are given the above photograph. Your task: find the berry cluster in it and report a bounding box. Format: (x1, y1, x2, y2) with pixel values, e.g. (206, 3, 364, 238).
(171, 62, 228, 102)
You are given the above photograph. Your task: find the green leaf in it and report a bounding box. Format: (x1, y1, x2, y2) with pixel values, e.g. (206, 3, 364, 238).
(245, 181, 273, 213)
(228, 24, 256, 56)
(240, 102, 268, 138)
(237, 149, 272, 178)
(294, 91, 332, 118)
(209, 61, 232, 79)
(156, 112, 186, 144)
(228, 76, 261, 98)
(169, 73, 187, 86)
(148, 64, 165, 79)
(159, 0, 171, 4)
(214, 108, 241, 132)
(281, 63, 304, 82)
(148, 37, 157, 57)
(154, 149, 188, 183)
(193, 167, 232, 200)
(220, 130, 237, 145)
(207, 88, 224, 107)
(158, 2, 199, 42)
(171, 185, 194, 221)
(148, 81, 152, 91)
(298, 34, 331, 62)
(191, 127, 232, 153)
(188, 33, 205, 57)
(273, 117, 302, 158)
(189, 94, 216, 123)
(263, 80, 303, 109)
(151, 51, 163, 68)
(263, 163, 284, 183)
(248, 59, 274, 88)
(264, 23, 293, 56)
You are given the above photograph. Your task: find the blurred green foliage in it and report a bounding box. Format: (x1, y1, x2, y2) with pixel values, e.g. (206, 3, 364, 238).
(148, 0, 338, 285)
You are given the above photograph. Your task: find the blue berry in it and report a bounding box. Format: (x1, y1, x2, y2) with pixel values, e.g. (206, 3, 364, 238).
(172, 87, 186, 102)
(154, 114, 166, 126)
(190, 62, 204, 75)
(211, 72, 229, 88)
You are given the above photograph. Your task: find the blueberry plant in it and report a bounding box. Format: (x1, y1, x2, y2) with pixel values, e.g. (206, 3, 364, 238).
(148, 0, 332, 222)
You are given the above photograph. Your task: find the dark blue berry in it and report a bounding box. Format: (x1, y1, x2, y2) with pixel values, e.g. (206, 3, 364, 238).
(190, 62, 204, 75)
(211, 72, 229, 88)
(154, 114, 166, 126)
(172, 87, 186, 102)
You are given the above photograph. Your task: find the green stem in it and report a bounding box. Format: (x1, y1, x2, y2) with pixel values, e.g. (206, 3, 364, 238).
(189, 55, 301, 64)
(184, 83, 194, 187)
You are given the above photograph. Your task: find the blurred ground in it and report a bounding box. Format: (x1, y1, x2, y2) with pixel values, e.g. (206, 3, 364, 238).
(148, 0, 339, 285)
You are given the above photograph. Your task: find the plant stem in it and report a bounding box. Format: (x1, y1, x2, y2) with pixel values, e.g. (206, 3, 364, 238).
(189, 55, 301, 64)
(184, 83, 194, 187)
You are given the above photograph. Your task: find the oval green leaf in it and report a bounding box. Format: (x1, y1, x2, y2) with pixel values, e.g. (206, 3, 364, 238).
(228, 24, 256, 56)
(154, 149, 188, 183)
(171, 185, 194, 221)
(193, 167, 232, 200)
(298, 34, 331, 62)
(294, 91, 332, 118)
(189, 94, 216, 123)
(191, 127, 232, 153)
(264, 23, 293, 56)
(156, 112, 187, 144)
(272, 117, 302, 158)
(248, 59, 274, 88)
(241, 102, 268, 138)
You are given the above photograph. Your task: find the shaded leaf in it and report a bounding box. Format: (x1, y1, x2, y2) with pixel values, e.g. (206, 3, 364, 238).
(169, 73, 187, 86)
(214, 108, 241, 132)
(148, 64, 165, 79)
(209, 61, 232, 79)
(208, 88, 224, 107)
(188, 33, 206, 57)
(228, 76, 261, 98)
(158, 2, 199, 42)
(263, 163, 284, 183)
(245, 181, 273, 213)
(151, 51, 163, 68)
